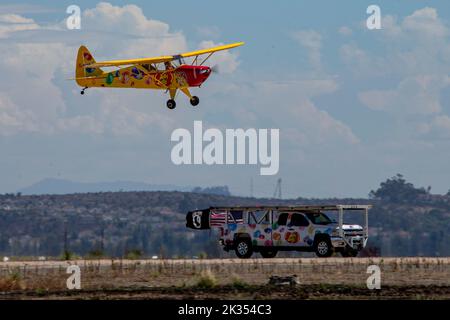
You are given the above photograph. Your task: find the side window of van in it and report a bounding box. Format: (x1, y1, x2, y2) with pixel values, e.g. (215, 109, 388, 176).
(248, 210, 270, 224)
(290, 213, 309, 227)
(277, 213, 288, 226)
(230, 210, 244, 223)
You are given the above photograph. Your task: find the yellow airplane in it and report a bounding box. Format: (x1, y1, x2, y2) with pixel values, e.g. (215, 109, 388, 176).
(74, 42, 244, 109)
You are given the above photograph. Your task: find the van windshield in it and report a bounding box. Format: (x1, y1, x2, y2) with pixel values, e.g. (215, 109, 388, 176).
(305, 212, 333, 225)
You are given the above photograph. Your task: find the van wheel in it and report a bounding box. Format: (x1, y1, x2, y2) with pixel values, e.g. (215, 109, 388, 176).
(235, 239, 253, 259)
(260, 250, 278, 258)
(314, 237, 333, 257)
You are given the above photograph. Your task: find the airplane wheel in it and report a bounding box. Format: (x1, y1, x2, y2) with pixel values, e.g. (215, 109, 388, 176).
(80, 90, 85, 95)
(190, 96, 200, 106)
(166, 99, 176, 109)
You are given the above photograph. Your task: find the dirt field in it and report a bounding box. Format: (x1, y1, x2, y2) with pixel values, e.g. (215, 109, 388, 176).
(1, 257, 449, 299)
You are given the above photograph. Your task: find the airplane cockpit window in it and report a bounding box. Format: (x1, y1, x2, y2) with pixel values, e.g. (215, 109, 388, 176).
(141, 64, 156, 72)
(164, 62, 174, 70)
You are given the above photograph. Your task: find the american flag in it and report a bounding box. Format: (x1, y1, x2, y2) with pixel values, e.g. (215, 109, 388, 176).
(210, 211, 227, 227)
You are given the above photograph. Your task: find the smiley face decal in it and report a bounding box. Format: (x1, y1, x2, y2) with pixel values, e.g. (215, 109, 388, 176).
(284, 231, 300, 244)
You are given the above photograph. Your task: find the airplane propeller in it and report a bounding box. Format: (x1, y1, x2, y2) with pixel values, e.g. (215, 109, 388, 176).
(211, 65, 220, 74)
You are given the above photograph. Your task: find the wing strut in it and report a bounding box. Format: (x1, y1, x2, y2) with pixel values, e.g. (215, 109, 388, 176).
(199, 53, 214, 66)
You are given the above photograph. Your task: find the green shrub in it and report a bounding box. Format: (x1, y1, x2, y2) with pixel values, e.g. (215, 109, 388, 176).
(125, 249, 143, 260)
(60, 250, 77, 261)
(231, 276, 248, 289)
(195, 269, 217, 288)
(86, 249, 105, 259)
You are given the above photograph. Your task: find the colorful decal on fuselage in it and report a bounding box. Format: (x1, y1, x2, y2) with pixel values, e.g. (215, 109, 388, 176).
(88, 65, 211, 90)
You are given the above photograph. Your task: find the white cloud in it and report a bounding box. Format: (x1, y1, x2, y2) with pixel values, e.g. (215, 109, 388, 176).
(214, 78, 358, 147)
(0, 4, 56, 15)
(81, 2, 187, 58)
(338, 26, 352, 36)
(0, 13, 39, 38)
(293, 30, 323, 71)
(418, 115, 450, 139)
(94, 90, 177, 135)
(83, 2, 169, 37)
(433, 115, 450, 132)
(0, 92, 37, 135)
(196, 26, 221, 39)
(288, 99, 359, 145)
(198, 40, 240, 74)
(0, 42, 73, 134)
(340, 7, 450, 140)
(257, 79, 338, 98)
(381, 15, 403, 38)
(359, 75, 449, 115)
(199, 29, 357, 149)
(293, 30, 322, 50)
(344, 7, 450, 77)
(402, 7, 447, 38)
(339, 43, 384, 77)
(0, 13, 34, 24)
(57, 115, 103, 135)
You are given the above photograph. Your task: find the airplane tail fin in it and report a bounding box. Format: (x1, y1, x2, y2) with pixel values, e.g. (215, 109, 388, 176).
(75, 46, 104, 86)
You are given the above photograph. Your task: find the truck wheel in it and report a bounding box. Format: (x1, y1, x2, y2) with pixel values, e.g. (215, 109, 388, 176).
(235, 238, 253, 259)
(260, 249, 278, 258)
(314, 237, 333, 258)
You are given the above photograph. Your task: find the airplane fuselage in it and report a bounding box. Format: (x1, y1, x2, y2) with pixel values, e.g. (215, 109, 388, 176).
(76, 64, 212, 90)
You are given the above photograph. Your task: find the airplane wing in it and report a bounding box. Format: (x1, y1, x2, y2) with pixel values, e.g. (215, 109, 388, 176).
(84, 56, 173, 68)
(178, 42, 244, 59)
(83, 42, 244, 68)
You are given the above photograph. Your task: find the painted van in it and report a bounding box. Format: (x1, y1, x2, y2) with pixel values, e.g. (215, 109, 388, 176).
(186, 205, 371, 258)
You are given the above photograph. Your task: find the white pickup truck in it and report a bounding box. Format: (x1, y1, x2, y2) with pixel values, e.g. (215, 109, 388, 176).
(186, 205, 371, 258)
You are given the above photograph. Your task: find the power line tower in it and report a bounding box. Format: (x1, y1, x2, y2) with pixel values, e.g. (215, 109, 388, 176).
(273, 178, 282, 199)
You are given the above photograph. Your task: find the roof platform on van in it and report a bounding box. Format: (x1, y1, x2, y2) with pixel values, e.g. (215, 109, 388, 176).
(208, 205, 372, 212)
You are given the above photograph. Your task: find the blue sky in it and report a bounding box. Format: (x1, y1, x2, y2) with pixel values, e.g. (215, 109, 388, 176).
(1, 1, 450, 197)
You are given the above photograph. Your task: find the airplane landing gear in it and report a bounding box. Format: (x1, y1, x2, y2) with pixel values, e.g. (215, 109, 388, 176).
(80, 87, 88, 95)
(166, 99, 176, 109)
(190, 96, 200, 106)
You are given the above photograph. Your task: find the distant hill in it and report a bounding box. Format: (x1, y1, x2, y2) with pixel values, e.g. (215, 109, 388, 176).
(18, 178, 196, 195)
(192, 186, 231, 196)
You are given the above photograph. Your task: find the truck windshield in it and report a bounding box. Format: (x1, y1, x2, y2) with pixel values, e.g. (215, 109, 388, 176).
(305, 212, 333, 225)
